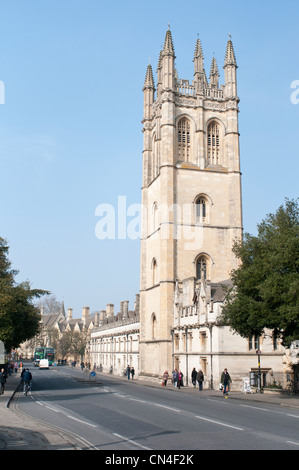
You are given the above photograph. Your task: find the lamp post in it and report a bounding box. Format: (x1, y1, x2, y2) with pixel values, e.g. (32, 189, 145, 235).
(256, 349, 262, 393)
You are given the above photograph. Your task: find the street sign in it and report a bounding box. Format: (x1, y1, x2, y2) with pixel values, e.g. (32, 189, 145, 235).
(256, 349, 261, 355)
(90, 371, 96, 377)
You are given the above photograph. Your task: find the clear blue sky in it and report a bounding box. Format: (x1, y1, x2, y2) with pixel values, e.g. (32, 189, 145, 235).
(0, 0, 298, 318)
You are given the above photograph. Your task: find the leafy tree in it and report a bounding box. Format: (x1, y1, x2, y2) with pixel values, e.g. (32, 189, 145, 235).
(0, 238, 49, 350)
(220, 199, 299, 347)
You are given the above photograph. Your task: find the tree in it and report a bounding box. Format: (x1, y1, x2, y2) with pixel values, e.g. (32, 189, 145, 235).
(36, 295, 62, 314)
(220, 199, 299, 347)
(61, 329, 89, 361)
(0, 238, 49, 350)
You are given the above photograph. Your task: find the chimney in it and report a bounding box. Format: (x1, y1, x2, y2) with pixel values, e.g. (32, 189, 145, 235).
(123, 301, 129, 318)
(134, 294, 140, 314)
(94, 312, 99, 327)
(82, 306, 90, 326)
(67, 308, 73, 321)
(106, 304, 114, 317)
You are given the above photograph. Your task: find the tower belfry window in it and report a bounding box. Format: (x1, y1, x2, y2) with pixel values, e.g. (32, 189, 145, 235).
(196, 256, 208, 280)
(178, 118, 191, 161)
(207, 121, 220, 165)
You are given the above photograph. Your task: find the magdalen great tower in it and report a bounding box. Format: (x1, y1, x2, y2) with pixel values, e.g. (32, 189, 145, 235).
(139, 28, 243, 380)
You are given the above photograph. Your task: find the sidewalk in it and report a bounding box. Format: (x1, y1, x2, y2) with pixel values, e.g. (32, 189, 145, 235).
(0, 369, 298, 450)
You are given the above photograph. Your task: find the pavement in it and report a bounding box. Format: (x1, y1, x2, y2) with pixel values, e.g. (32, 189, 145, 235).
(0, 368, 298, 450)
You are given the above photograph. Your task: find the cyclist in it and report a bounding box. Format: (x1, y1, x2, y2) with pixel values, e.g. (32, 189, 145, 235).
(23, 369, 32, 395)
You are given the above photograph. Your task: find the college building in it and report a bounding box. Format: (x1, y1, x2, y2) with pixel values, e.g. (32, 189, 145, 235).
(89, 29, 297, 390)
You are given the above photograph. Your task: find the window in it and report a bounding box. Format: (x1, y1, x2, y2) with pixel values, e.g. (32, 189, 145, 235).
(196, 256, 208, 280)
(178, 118, 191, 161)
(151, 313, 157, 340)
(196, 197, 206, 222)
(249, 336, 260, 351)
(207, 121, 220, 165)
(152, 258, 157, 285)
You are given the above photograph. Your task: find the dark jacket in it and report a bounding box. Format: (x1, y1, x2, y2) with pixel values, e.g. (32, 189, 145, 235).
(197, 370, 204, 382)
(221, 371, 231, 385)
(23, 371, 32, 382)
(0, 371, 7, 384)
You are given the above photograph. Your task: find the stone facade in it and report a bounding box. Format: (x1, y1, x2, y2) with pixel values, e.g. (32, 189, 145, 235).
(82, 29, 295, 390)
(139, 29, 243, 381)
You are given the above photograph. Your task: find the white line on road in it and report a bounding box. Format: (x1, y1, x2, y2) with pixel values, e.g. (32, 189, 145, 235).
(240, 404, 271, 412)
(113, 432, 152, 450)
(66, 415, 98, 428)
(45, 405, 60, 413)
(286, 440, 299, 447)
(287, 414, 299, 419)
(154, 403, 181, 413)
(129, 398, 147, 404)
(195, 415, 244, 431)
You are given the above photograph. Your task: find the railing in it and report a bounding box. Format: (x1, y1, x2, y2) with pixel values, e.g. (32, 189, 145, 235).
(204, 88, 224, 99)
(176, 81, 224, 99)
(176, 84, 195, 95)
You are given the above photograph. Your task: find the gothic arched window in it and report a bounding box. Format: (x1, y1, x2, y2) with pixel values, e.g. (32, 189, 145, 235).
(196, 255, 208, 280)
(178, 118, 191, 161)
(195, 196, 207, 222)
(207, 121, 220, 165)
(152, 258, 157, 285)
(151, 313, 157, 340)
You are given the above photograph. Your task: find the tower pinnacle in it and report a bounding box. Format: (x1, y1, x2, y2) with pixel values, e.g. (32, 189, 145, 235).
(224, 37, 237, 67)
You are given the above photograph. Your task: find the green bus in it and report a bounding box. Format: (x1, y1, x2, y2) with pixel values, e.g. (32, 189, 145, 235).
(34, 347, 55, 366)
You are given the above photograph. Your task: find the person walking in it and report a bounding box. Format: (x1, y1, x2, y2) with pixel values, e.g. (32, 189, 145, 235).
(173, 369, 178, 387)
(131, 367, 135, 380)
(197, 369, 204, 391)
(0, 368, 7, 394)
(177, 370, 182, 389)
(126, 365, 131, 380)
(163, 371, 169, 386)
(191, 368, 197, 387)
(220, 368, 232, 396)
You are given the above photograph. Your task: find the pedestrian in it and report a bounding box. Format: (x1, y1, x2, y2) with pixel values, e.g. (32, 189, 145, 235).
(126, 365, 131, 380)
(21, 367, 26, 381)
(131, 367, 135, 380)
(173, 369, 178, 387)
(191, 368, 197, 387)
(197, 369, 204, 391)
(0, 368, 7, 394)
(177, 370, 182, 389)
(163, 371, 169, 386)
(220, 368, 231, 396)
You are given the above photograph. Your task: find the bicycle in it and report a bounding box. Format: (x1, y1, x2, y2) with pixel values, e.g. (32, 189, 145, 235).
(23, 381, 31, 396)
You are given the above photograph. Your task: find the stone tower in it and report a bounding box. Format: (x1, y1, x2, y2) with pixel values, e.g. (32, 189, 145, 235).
(139, 29, 243, 379)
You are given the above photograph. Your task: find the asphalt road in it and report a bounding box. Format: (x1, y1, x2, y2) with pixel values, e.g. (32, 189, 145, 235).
(12, 365, 299, 451)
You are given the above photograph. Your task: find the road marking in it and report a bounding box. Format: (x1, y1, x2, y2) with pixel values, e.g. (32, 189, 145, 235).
(154, 403, 181, 413)
(45, 405, 60, 413)
(66, 415, 98, 428)
(129, 398, 146, 404)
(287, 414, 299, 419)
(240, 404, 270, 412)
(286, 441, 299, 447)
(195, 415, 244, 431)
(113, 432, 152, 450)
(207, 399, 228, 404)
